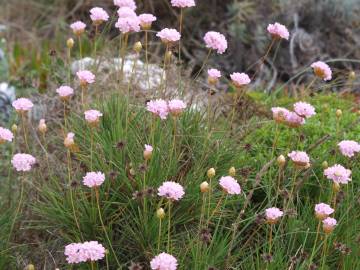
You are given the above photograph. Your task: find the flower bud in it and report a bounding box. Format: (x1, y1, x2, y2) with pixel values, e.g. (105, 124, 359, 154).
(200, 181, 209, 193)
(349, 71, 356, 80)
(322, 161, 328, 169)
(129, 168, 136, 176)
(133, 41, 142, 53)
(277, 155, 286, 167)
(336, 109, 342, 118)
(66, 38, 74, 49)
(26, 264, 35, 270)
(229, 167, 236, 177)
(207, 168, 215, 179)
(11, 124, 18, 133)
(38, 119, 47, 134)
(156, 208, 165, 219)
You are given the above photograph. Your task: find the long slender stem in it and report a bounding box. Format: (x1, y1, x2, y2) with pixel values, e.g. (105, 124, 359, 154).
(7, 137, 16, 207)
(90, 128, 93, 170)
(78, 36, 83, 62)
(268, 224, 273, 254)
(167, 200, 172, 252)
(208, 192, 225, 222)
(67, 47, 71, 84)
(178, 8, 183, 92)
(90, 261, 95, 270)
(21, 112, 29, 152)
(158, 218, 162, 252)
(160, 44, 169, 98)
(145, 31, 151, 90)
(308, 220, 321, 268)
(192, 49, 212, 83)
(95, 188, 121, 267)
(120, 33, 129, 81)
(320, 235, 329, 270)
(94, 25, 99, 57)
(207, 177, 212, 224)
(251, 38, 276, 81)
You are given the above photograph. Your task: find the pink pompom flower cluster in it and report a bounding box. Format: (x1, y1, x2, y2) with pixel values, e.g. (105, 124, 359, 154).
(230, 72, 251, 88)
(56, 86, 74, 100)
(150, 252, 178, 270)
(271, 102, 315, 128)
(114, 0, 136, 10)
(265, 207, 284, 224)
(139, 13, 157, 29)
(203, 31, 228, 54)
(12, 98, 34, 113)
(64, 241, 106, 264)
(267, 22, 289, 40)
(64, 132, 75, 148)
(84, 110, 103, 126)
(115, 7, 140, 33)
(77, 70, 95, 86)
(0, 127, 14, 144)
(83, 171, 105, 188)
(70, 21, 86, 35)
(157, 28, 181, 44)
(315, 203, 334, 220)
(90, 7, 109, 25)
(171, 0, 196, 8)
(146, 99, 187, 120)
(324, 164, 351, 184)
(311, 61, 332, 81)
(219, 176, 241, 195)
(322, 217, 337, 234)
(158, 181, 185, 201)
(288, 151, 310, 168)
(338, 140, 360, 158)
(207, 68, 221, 85)
(11, 153, 36, 172)
(293, 102, 316, 118)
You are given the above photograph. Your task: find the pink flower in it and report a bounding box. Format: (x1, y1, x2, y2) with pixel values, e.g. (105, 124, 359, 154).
(117, 6, 137, 18)
(114, 0, 136, 10)
(77, 70, 95, 86)
(288, 151, 310, 167)
(64, 132, 75, 148)
(11, 153, 36, 172)
(65, 243, 87, 264)
(158, 181, 185, 201)
(84, 110, 103, 125)
(322, 217, 337, 234)
(12, 98, 34, 112)
(90, 7, 109, 25)
(338, 140, 360, 158)
(144, 144, 153, 160)
(203, 31, 228, 54)
(271, 107, 290, 123)
(267, 22, 290, 40)
(146, 99, 169, 120)
(156, 28, 181, 44)
(70, 21, 86, 35)
(311, 61, 332, 81)
(115, 8, 140, 33)
(38, 119, 47, 133)
(315, 203, 334, 220)
(81, 241, 106, 262)
(230, 72, 251, 88)
(171, 0, 195, 8)
(284, 111, 305, 128)
(145, 144, 153, 152)
(168, 99, 186, 116)
(139, 13, 157, 29)
(324, 164, 351, 184)
(150, 252, 178, 270)
(219, 176, 241, 195)
(56, 86, 74, 100)
(293, 102, 316, 118)
(0, 127, 14, 143)
(208, 68, 221, 79)
(265, 207, 284, 224)
(83, 171, 105, 188)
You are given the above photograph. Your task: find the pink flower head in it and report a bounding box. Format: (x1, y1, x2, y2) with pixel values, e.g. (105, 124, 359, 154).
(139, 13, 157, 29)
(150, 252, 178, 270)
(83, 171, 105, 188)
(12, 98, 33, 112)
(158, 181, 185, 201)
(64, 243, 87, 264)
(81, 241, 106, 262)
(146, 99, 169, 120)
(156, 28, 181, 44)
(271, 107, 290, 123)
(0, 127, 14, 144)
(267, 22, 290, 40)
(56, 85, 74, 100)
(293, 102, 316, 119)
(114, 0, 136, 10)
(324, 164, 351, 184)
(144, 144, 153, 160)
(288, 151, 310, 168)
(219, 176, 241, 195)
(70, 21, 86, 35)
(230, 72, 251, 88)
(315, 203, 334, 220)
(115, 8, 140, 33)
(77, 70, 95, 86)
(203, 31, 228, 54)
(265, 207, 284, 224)
(38, 119, 47, 133)
(84, 110, 103, 126)
(168, 99, 186, 116)
(171, 0, 195, 8)
(117, 6, 137, 18)
(11, 153, 36, 172)
(338, 140, 360, 158)
(322, 217, 337, 234)
(284, 111, 305, 128)
(145, 144, 153, 152)
(208, 68, 221, 79)
(311, 61, 332, 81)
(90, 7, 109, 25)
(64, 132, 75, 148)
